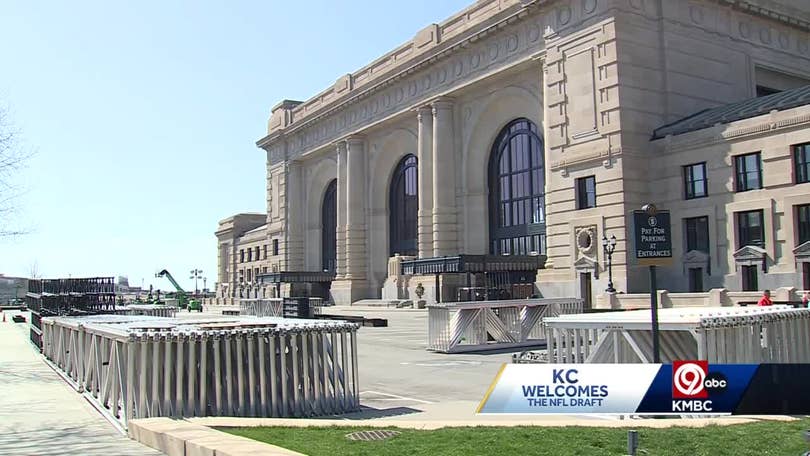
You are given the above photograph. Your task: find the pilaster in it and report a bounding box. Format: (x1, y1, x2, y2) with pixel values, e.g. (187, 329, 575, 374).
(431, 97, 458, 257)
(285, 160, 305, 271)
(416, 106, 434, 258)
(335, 142, 348, 279)
(344, 135, 368, 281)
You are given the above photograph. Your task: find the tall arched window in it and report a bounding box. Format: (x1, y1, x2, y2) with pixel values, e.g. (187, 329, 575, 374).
(389, 154, 418, 256)
(321, 179, 337, 272)
(488, 118, 546, 255)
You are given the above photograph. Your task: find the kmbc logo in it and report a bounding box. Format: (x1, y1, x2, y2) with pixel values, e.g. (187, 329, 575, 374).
(672, 361, 728, 399)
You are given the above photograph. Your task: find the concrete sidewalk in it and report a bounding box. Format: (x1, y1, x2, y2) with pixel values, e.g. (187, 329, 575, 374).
(0, 312, 163, 456)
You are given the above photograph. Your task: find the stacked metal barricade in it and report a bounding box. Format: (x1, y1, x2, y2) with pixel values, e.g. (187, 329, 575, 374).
(543, 306, 810, 364)
(27, 277, 117, 350)
(240, 298, 324, 317)
(40, 314, 360, 429)
(427, 298, 584, 353)
(115, 305, 178, 318)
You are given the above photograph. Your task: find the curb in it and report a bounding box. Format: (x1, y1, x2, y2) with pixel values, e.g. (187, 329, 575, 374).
(185, 415, 798, 430)
(129, 418, 305, 456)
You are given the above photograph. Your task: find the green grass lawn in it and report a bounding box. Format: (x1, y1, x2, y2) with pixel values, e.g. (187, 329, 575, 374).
(221, 418, 810, 456)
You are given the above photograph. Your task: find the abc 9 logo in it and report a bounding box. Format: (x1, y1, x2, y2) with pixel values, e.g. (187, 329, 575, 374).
(674, 363, 727, 396)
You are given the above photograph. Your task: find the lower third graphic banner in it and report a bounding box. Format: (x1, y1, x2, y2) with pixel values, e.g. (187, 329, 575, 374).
(477, 363, 810, 415)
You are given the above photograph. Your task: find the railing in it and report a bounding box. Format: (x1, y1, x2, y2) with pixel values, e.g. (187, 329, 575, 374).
(427, 298, 584, 353)
(544, 305, 810, 364)
(41, 314, 360, 429)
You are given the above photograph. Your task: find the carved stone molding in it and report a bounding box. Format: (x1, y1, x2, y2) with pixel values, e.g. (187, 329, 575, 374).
(260, 0, 609, 165)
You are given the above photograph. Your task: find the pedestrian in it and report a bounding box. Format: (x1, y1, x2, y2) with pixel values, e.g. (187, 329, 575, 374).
(803, 291, 810, 308)
(757, 289, 773, 307)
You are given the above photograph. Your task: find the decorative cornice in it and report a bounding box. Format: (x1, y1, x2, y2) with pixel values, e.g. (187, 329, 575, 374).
(256, 0, 566, 157)
(658, 109, 810, 153)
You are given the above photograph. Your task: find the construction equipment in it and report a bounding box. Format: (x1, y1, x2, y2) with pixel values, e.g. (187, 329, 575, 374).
(155, 269, 202, 311)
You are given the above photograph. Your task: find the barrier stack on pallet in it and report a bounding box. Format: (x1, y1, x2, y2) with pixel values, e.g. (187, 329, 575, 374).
(543, 305, 810, 364)
(40, 314, 360, 429)
(26, 277, 117, 350)
(427, 298, 585, 353)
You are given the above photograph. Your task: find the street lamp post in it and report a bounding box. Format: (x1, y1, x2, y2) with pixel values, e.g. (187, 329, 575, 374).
(189, 269, 203, 295)
(602, 234, 617, 293)
(203, 277, 207, 293)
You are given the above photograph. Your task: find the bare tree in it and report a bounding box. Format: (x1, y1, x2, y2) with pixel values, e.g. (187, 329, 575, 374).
(0, 106, 33, 238)
(29, 260, 40, 279)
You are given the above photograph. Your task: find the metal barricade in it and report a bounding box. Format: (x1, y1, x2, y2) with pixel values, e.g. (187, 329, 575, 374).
(240, 298, 324, 318)
(544, 306, 810, 364)
(40, 314, 361, 430)
(115, 305, 178, 318)
(427, 298, 584, 353)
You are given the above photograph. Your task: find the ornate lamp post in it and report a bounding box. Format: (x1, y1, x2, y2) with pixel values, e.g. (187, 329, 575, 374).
(189, 269, 203, 295)
(602, 234, 617, 293)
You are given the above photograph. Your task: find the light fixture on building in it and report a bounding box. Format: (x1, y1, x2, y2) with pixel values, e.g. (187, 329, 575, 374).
(602, 234, 617, 293)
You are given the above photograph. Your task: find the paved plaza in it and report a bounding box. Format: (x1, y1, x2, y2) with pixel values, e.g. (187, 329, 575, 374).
(0, 311, 163, 456)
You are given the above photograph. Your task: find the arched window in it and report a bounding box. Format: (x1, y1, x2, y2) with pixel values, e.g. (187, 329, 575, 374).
(321, 179, 337, 272)
(389, 154, 418, 256)
(488, 118, 546, 255)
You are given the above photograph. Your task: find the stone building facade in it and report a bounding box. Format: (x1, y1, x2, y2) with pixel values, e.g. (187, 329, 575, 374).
(217, 0, 810, 305)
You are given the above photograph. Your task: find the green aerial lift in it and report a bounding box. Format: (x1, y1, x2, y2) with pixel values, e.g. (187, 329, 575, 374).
(155, 269, 202, 311)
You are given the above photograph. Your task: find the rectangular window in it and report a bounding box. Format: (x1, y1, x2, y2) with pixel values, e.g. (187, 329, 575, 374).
(247, 248, 252, 262)
(737, 210, 765, 248)
(247, 269, 252, 282)
(272, 239, 279, 256)
(794, 143, 810, 184)
(734, 152, 762, 192)
(683, 162, 707, 199)
(263, 245, 268, 260)
(575, 176, 596, 209)
(685, 216, 710, 253)
(239, 249, 244, 263)
(255, 246, 260, 261)
(798, 204, 810, 245)
(263, 267, 268, 274)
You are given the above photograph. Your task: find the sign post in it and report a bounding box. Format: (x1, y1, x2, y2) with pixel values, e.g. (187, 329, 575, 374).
(633, 205, 672, 363)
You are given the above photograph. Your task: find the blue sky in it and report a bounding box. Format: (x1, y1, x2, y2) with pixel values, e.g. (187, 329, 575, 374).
(0, 0, 471, 291)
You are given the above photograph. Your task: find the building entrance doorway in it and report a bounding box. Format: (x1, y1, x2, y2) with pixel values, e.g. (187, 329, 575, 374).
(688, 268, 703, 292)
(741, 265, 758, 291)
(579, 272, 592, 309)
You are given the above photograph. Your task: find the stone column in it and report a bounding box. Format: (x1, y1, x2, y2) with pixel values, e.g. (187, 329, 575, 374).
(285, 160, 305, 271)
(335, 142, 348, 279)
(345, 135, 368, 280)
(431, 98, 458, 257)
(417, 106, 434, 258)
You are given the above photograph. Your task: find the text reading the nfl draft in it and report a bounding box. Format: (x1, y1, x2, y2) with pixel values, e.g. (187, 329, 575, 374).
(522, 369, 609, 408)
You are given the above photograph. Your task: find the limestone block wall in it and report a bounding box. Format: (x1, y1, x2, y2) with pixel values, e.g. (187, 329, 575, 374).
(649, 104, 810, 292)
(611, 0, 810, 292)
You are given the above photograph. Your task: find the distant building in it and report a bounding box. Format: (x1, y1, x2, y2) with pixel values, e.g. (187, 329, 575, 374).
(0, 275, 28, 304)
(215, 213, 274, 299)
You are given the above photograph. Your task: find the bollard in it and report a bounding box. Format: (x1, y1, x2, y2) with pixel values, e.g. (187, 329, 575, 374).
(627, 430, 638, 456)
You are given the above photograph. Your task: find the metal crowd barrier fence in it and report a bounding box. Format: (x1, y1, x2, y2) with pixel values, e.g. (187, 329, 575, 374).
(544, 305, 810, 364)
(240, 298, 324, 317)
(40, 314, 360, 429)
(427, 298, 584, 353)
(115, 305, 178, 318)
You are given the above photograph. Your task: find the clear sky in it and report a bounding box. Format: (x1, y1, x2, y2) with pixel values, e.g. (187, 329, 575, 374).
(0, 0, 471, 291)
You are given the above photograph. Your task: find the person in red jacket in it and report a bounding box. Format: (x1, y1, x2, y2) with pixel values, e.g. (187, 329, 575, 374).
(757, 289, 773, 306)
